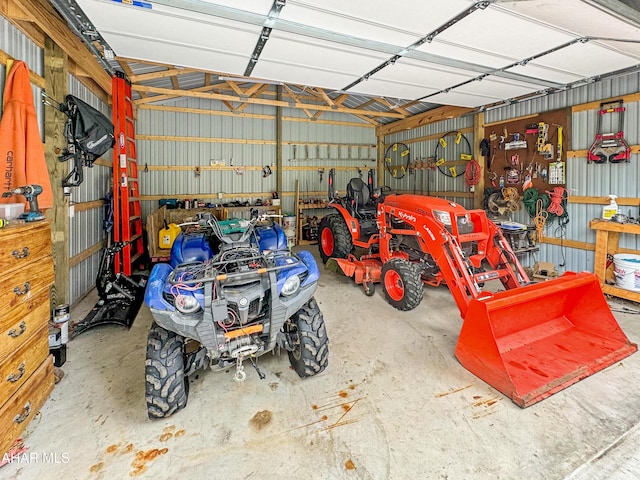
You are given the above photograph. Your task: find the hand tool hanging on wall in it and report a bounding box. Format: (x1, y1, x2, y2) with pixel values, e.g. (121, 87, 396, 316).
(384, 142, 410, 179)
(434, 131, 473, 179)
(588, 100, 631, 163)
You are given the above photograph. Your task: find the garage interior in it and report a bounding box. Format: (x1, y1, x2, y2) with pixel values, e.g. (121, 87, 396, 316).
(2, 0, 640, 478)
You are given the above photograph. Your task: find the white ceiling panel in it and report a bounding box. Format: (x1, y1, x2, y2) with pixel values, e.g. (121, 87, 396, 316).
(425, 90, 502, 108)
(504, 64, 584, 85)
(456, 76, 542, 99)
(281, 0, 474, 47)
(252, 31, 389, 89)
(369, 58, 477, 91)
(346, 78, 439, 101)
(252, 61, 361, 91)
(103, 33, 250, 74)
(434, 5, 577, 60)
(77, 0, 260, 71)
(198, 0, 274, 15)
(419, 40, 516, 70)
(529, 42, 639, 78)
(496, 0, 640, 40)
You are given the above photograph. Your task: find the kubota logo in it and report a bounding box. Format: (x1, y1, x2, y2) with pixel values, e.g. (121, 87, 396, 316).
(398, 211, 416, 223)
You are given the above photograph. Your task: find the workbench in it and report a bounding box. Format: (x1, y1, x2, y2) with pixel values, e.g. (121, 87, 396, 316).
(590, 218, 640, 303)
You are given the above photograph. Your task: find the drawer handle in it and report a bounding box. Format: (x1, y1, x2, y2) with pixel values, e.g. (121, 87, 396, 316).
(13, 401, 31, 424)
(13, 282, 30, 296)
(11, 247, 30, 259)
(7, 362, 25, 383)
(8, 321, 27, 338)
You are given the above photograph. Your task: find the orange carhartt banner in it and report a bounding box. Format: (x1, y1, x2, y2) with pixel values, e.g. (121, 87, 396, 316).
(0, 60, 53, 210)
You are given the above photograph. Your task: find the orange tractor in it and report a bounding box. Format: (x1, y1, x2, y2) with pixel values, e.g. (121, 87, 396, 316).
(318, 169, 637, 407)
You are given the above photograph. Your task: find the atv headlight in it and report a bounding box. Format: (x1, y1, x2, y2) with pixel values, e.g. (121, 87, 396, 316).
(433, 210, 452, 225)
(174, 294, 200, 314)
(281, 274, 301, 296)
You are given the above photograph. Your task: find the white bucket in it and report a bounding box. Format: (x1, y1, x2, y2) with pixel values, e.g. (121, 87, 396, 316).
(283, 214, 296, 248)
(613, 254, 640, 292)
(283, 215, 296, 230)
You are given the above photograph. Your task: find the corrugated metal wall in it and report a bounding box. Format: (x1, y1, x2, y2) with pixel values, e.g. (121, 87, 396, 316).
(1, 19, 111, 304)
(480, 72, 640, 273)
(385, 116, 475, 209)
(136, 97, 376, 219)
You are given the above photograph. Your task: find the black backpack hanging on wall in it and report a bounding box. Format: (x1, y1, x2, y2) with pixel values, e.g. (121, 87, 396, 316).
(59, 95, 115, 188)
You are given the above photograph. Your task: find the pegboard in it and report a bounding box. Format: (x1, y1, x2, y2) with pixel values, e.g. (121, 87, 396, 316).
(482, 108, 570, 194)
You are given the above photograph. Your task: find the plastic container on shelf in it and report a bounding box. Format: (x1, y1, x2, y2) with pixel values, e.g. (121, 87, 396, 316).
(613, 253, 640, 292)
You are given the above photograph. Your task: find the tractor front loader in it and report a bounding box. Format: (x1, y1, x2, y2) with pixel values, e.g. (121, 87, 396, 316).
(319, 170, 637, 407)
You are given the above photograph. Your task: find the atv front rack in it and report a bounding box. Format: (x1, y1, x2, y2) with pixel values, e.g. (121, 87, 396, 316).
(169, 250, 302, 286)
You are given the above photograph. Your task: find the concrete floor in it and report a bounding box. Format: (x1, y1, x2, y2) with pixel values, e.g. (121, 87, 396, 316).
(3, 255, 640, 479)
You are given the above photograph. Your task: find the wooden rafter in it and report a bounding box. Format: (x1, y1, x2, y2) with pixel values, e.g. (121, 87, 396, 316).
(283, 85, 313, 119)
(224, 80, 246, 97)
(375, 97, 409, 116)
(237, 84, 269, 112)
(113, 57, 406, 122)
(133, 84, 405, 119)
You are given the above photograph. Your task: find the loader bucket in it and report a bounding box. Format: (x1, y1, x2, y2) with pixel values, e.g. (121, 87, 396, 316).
(455, 271, 637, 407)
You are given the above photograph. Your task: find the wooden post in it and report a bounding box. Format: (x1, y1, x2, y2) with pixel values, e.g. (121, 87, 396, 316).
(276, 85, 283, 198)
(473, 112, 486, 209)
(377, 134, 385, 187)
(43, 37, 69, 306)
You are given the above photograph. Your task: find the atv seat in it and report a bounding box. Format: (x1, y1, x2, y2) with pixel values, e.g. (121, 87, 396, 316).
(346, 178, 376, 217)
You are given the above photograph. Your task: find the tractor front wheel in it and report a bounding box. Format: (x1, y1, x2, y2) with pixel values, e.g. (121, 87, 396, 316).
(382, 259, 423, 311)
(145, 323, 189, 419)
(286, 298, 329, 378)
(318, 214, 353, 264)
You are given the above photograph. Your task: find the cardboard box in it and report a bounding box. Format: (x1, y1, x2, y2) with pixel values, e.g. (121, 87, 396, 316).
(533, 262, 558, 280)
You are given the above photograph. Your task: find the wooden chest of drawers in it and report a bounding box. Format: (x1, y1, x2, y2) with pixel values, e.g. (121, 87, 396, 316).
(0, 221, 55, 456)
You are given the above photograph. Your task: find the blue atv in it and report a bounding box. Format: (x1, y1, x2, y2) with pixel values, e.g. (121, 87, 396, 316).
(144, 212, 329, 419)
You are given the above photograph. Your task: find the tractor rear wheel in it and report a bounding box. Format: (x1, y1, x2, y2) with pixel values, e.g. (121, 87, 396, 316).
(318, 214, 353, 264)
(382, 259, 423, 311)
(145, 323, 189, 419)
(286, 298, 329, 377)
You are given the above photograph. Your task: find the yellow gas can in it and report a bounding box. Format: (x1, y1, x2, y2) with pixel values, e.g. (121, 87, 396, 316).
(159, 221, 181, 249)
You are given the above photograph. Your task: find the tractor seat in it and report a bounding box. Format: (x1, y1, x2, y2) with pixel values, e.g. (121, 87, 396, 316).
(346, 178, 376, 217)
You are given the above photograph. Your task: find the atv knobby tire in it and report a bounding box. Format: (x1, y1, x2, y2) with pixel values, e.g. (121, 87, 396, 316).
(145, 323, 189, 419)
(382, 259, 423, 311)
(318, 214, 353, 264)
(286, 298, 329, 377)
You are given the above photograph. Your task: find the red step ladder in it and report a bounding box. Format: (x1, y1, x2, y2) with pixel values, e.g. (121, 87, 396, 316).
(112, 72, 144, 275)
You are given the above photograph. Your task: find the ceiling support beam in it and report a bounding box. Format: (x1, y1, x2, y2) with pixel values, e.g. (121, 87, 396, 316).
(244, 0, 285, 76)
(377, 105, 474, 137)
(133, 84, 406, 119)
